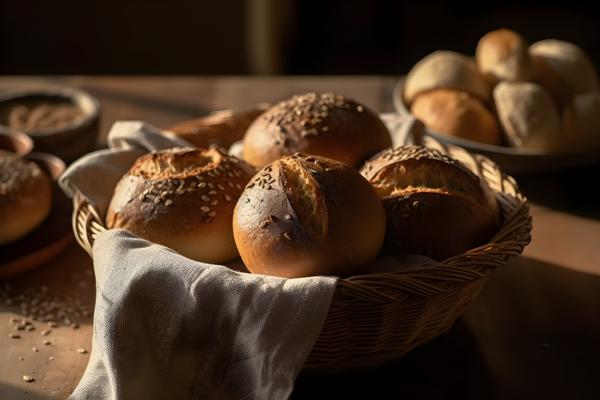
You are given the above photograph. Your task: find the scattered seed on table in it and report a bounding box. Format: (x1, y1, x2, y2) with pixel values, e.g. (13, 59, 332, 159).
(9, 333, 20, 339)
(32, 347, 39, 352)
(41, 329, 51, 336)
(72, 323, 80, 330)
(19, 357, 24, 361)
(43, 340, 51, 345)
(47, 321, 57, 328)
(48, 356, 54, 361)
(76, 348, 88, 354)
(22, 375, 35, 383)
(26, 325, 35, 332)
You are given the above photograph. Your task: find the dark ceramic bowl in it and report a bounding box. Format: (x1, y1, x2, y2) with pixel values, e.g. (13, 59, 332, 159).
(0, 86, 100, 162)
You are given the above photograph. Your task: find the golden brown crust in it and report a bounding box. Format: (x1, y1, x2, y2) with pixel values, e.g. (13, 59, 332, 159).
(476, 29, 536, 83)
(0, 151, 52, 245)
(403, 51, 491, 105)
(106, 147, 255, 263)
(360, 146, 499, 260)
(166, 106, 268, 149)
(530, 39, 598, 105)
(242, 93, 392, 168)
(493, 81, 562, 150)
(410, 89, 502, 145)
(233, 153, 386, 277)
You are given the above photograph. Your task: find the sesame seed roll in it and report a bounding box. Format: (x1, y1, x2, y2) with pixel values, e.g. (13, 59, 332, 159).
(242, 92, 392, 169)
(106, 147, 255, 263)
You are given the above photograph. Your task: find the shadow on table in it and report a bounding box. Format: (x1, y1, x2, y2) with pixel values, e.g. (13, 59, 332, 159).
(513, 162, 600, 221)
(292, 318, 494, 400)
(0, 382, 47, 400)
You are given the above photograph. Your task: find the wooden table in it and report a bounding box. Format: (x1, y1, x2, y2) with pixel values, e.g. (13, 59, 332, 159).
(1, 77, 599, 399)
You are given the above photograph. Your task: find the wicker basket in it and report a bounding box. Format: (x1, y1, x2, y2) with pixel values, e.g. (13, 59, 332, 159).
(71, 135, 531, 372)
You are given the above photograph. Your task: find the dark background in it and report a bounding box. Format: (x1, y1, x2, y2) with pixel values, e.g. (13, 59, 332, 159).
(1, 0, 599, 75)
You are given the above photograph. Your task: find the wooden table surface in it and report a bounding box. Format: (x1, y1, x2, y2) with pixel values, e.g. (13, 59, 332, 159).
(1, 76, 599, 399)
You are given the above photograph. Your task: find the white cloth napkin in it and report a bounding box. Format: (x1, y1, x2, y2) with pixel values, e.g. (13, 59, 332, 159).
(60, 122, 338, 400)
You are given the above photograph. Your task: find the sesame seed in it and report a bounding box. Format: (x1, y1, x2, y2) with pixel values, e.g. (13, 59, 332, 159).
(72, 323, 80, 330)
(284, 214, 293, 220)
(209, 190, 217, 196)
(283, 232, 292, 240)
(43, 340, 51, 345)
(208, 183, 215, 189)
(48, 321, 57, 328)
(19, 357, 24, 361)
(77, 348, 88, 354)
(260, 221, 269, 229)
(210, 200, 218, 206)
(49, 356, 54, 361)
(198, 182, 207, 188)
(208, 211, 216, 217)
(32, 347, 39, 352)
(201, 206, 210, 213)
(165, 199, 173, 207)
(22, 375, 35, 383)
(357, 105, 364, 112)
(224, 194, 232, 202)
(41, 329, 51, 336)
(217, 184, 225, 190)
(9, 333, 20, 339)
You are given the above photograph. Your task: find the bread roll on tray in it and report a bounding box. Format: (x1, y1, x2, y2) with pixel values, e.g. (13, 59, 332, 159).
(404, 51, 491, 105)
(476, 28, 536, 84)
(411, 89, 502, 145)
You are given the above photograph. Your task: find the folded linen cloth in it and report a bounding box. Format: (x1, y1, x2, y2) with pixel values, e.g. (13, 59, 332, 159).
(60, 121, 338, 399)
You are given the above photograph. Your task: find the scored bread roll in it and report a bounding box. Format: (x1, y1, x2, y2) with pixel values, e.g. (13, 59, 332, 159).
(233, 153, 385, 278)
(476, 28, 536, 84)
(166, 105, 269, 149)
(106, 147, 255, 263)
(530, 39, 599, 105)
(493, 81, 562, 150)
(360, 146, 499, 260)
(242, 92, 392, 169)
(403, 51, 491, 105)
(0, 151, 52, 245)
(410, 89, 502, 145)
(563, 92, 600, 146)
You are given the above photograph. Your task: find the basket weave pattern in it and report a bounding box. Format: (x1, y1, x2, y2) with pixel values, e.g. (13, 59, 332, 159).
(72, 136, 531, 371)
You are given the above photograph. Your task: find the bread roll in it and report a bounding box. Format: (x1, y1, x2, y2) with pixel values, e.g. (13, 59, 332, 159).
(0, 151, 52, 245)
(410, 89, 502, 145)
(530, 39, 598, 105)
(106, 147, 255, 263)
(166, 105, 268, 149)
(563, 92, 600, 146)
(233, 153, 385, 278)
(242, 92, 392, 169)
(476, 28, 536, 83)
(493, 81, 562, 150)
(404, 51, 491, 104)
(360, 146, 499, 260)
